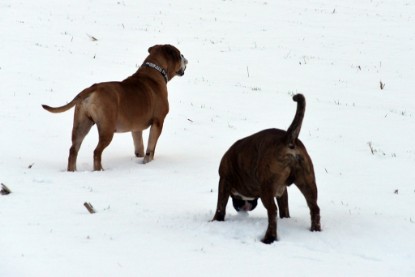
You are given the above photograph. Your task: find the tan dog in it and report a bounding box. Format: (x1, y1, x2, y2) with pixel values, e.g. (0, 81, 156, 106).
(42, 44, 188, 171)
(212, 94, 321, 244)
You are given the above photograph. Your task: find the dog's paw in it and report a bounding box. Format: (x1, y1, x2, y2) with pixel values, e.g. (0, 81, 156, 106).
(310, 222, 322, 232)
(261, 235, 277, 244)
(212, 212, 225, 221)
(143, 153, 153, 164)
(310, 214, 321, 231)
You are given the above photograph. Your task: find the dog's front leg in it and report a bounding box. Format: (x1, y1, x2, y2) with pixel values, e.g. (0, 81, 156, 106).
(132, 131, 145, 157)
(261, 196, 278, 244)
(143, 120, 164, 164)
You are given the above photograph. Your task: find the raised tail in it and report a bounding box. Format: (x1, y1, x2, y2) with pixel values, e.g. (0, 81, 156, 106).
(41, 85, 96, 113)
(285, 94, 306, 146)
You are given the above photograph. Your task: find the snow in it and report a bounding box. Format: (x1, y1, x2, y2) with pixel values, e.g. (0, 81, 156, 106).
(1, 0, 415, 276)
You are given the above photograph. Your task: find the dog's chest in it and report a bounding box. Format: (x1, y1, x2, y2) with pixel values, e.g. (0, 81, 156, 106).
(231, 190, 257, 201)
(274, 185, 286, 197)
(231, 182, 286, 199)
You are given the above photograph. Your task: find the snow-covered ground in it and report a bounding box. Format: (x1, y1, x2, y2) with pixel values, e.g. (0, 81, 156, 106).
(1, 0, 415, 276)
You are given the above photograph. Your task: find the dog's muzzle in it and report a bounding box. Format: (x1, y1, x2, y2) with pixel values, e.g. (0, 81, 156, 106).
(177, 54, 188, 76)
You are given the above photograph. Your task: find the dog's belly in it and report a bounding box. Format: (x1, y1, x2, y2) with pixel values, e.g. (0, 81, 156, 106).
(115, 124, 147, 133)
(115, 118, 151, 133)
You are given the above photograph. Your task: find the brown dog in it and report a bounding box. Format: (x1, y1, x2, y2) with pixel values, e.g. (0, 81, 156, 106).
(42, 44, 188, 171)
(212, 94, 321, 244)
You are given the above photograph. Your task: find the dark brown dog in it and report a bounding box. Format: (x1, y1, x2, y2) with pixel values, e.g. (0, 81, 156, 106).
(42, 44, 188, 171)
(212, 94, 321, 244)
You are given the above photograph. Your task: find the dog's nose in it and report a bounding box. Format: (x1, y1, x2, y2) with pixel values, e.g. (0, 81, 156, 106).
(181, 54, 188, 65)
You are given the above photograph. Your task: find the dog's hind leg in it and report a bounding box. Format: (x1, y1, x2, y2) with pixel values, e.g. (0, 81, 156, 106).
(277, 187, 290, 218)
(143, 120, 164, 164)
(212, 178, 231, 221)
(93, 125, 114, 171)
(295, 177, 321, 232)
(132, 131, 145, 157)
(260, 194, 278, 244)
(68, 110, 94, 171)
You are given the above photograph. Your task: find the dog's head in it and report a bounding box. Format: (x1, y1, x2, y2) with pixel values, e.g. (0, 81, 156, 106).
(148, 44, 188, 80)
(232, 197, 258, 212)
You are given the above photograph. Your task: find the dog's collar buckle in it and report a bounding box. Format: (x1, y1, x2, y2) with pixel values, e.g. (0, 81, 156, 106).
(143, 62, 168, 83)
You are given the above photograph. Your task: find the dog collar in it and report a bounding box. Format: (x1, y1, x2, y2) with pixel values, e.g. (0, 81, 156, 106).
(143, 62, 168, 83)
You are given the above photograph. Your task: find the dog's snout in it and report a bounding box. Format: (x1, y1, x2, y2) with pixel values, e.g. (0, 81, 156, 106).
(181, 54, 188, 65)
(176, 54, 187, 76)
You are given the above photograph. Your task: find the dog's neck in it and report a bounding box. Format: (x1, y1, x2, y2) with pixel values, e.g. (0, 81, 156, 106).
(142, 62, 168, 83)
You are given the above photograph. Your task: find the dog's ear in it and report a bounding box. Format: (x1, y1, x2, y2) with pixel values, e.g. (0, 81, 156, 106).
(162, 45, 181, 61)
(148, 45, 162, 54)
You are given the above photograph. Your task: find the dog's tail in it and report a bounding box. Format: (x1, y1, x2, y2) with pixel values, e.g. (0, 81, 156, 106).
(41, 86, 96, 113)
(285, 94, 306, 146)
(42, 101, 77, 113)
